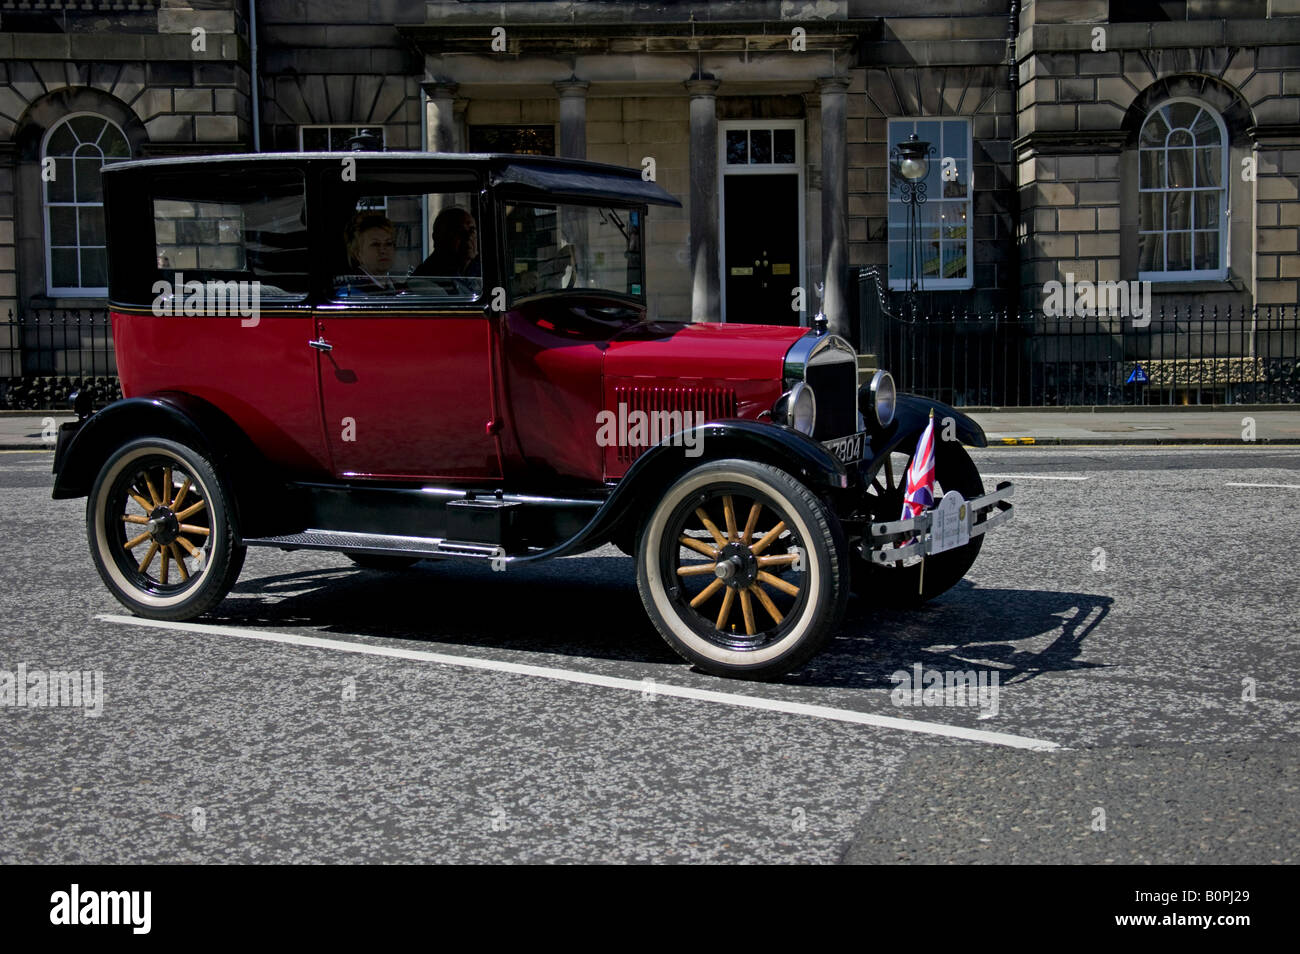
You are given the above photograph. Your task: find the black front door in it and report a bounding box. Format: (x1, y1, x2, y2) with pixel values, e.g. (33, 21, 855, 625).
(724, 173, 799, 324)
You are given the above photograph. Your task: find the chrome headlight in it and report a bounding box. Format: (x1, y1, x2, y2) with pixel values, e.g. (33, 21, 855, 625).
(869, 370, 896, 429)
(774, 381, 817, 436)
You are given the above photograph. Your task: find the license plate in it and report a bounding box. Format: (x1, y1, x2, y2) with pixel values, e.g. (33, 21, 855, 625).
(928, 490, 971, 555)
(822, 432, 864, 464)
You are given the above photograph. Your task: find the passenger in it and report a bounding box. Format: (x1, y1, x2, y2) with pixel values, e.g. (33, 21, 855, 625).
(414, 206, 480, 278)
(341, 211, 400, 293)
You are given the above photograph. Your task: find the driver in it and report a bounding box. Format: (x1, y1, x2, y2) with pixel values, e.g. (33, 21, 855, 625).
(414, 206, 480, 278)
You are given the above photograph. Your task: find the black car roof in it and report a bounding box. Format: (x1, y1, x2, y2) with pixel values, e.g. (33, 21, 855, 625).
(104, 151, 683, 208)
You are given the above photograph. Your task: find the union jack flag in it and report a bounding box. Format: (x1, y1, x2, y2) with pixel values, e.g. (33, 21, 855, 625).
(900, 414, 936, 521)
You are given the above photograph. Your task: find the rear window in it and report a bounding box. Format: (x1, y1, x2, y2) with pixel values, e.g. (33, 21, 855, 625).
(151, 169, 308, 299)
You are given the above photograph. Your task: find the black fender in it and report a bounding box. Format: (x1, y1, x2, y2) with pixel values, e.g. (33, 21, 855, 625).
(513, 419, 849, 563)
(860, 394, 986, 483)
(51, 392, 283, 539)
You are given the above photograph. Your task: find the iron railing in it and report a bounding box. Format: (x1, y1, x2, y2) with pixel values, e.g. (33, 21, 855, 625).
(858, 270, 1300, 406)
(0, 309, 121, 410)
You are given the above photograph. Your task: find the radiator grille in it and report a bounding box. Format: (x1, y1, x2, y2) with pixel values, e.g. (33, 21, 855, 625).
(611, 384, 737, 463)
(805, 360, 858, 439)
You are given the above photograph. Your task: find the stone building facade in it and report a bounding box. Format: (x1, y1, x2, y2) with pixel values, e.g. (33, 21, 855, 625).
(0, 0, 1297, 403)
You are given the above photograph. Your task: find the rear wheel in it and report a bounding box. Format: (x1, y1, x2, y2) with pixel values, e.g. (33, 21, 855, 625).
(854, 439, 985, 607)
(87, 438, 244, 620)
(636, 460, 848, 680)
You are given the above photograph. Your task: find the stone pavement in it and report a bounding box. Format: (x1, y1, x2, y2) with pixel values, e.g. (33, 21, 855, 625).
(2, 407, 1299, 452)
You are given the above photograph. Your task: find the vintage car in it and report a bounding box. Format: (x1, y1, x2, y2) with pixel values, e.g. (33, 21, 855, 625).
(52, 152, 1012, 679)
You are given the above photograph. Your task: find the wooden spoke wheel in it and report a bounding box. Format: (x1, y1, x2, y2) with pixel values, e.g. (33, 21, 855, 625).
(636, 460, 848, 680)
(854, 438, 986, 607)
(87, 438, 245, 620)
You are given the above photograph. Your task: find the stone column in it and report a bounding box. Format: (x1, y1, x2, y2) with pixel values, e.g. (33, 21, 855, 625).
(422, 79, 459, 154)
(817, 76, 851, 337)
(554, 77, 589, 159)
(686, 74, 721, 323)
(422, 79, 460, 250)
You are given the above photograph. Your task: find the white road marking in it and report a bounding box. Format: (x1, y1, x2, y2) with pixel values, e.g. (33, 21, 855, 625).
(99, 614, 1061, 752)
(984, 474, 1090, 481)
(1224, 482, 1300, 490)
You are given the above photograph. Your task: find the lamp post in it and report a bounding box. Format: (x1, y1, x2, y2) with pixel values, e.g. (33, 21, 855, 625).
(890, 133, 935, 311)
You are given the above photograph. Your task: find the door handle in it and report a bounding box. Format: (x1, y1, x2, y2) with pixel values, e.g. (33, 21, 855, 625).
(308, 338, 333, 352)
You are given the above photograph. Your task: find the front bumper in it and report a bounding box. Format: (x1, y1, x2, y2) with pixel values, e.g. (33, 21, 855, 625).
(862, 481, 1015, 564)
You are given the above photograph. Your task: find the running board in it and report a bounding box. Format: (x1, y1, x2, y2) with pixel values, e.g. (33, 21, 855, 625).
(244, 529, 502, 561)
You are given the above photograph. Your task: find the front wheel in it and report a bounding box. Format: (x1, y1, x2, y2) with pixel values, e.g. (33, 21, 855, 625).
(853, 439, 986, 607)
(86, 438, 245, 620)
(636, 460, 848, 680)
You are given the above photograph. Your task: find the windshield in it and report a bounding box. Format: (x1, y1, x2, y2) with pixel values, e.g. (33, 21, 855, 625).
(503, 201, 644, 300)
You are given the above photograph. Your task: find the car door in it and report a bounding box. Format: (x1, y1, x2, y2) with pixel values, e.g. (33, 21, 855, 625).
(313, 163, 501, 481)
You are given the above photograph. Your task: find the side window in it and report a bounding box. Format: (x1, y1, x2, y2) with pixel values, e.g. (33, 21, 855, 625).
(152, 169, 309, 301)
(331, 173, 481, 301)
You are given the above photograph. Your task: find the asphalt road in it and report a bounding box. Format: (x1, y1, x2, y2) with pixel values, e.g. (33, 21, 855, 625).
(1, 446, 1296, 863)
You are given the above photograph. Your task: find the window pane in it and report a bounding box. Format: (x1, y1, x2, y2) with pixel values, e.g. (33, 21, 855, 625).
(1141, 110, 1169, 145)
(1166, 232, 1191, 271)
(1166, 192, 1192, 230)
(942, 120, 967, 158)
(503, 201, 640, 299)
(1195, 147, 1221, 187)
(1194, 231, 1219, 271)
(69, 115, 105, 145)
(1167, 102, 1200, 131)
(75, 156, 103, 203)
(1191, 108, 1221, 145)
(750, 129, 771, 163)
(49, 206, 77, 246)
(1193, 190, 1221, 230)
(1138, 233, 1163, 272)
(51, 248, 78, 287)
(920, 236, 941, 279)
(46, 122, 77, 155)
(1140, 191, 1163, 231)
(773, 128, 795, 164)
(153, 170, 308, 296)
(301, 128, 329, 150)
(940, 203, 967, 239)
(1168, 129, 1193, 148)
(101, 125, 130, 158)
(330, 128, 352, 151)
(47, 158, 74, 203)
(915, 121, 941, 153)
(79, 207, 106, 245)
(80, 247, 107, 287)
(1166, 149, 1194, 189)
(941, 242, 966, 279)
(1138, 149, 1161, 189)
(726, 130, 747, 164)
(940, 158, 967, 199)
(917, 202, 941, 241)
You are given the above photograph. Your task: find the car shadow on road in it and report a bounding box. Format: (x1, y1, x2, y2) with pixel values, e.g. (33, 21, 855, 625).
(209, 555, 1111, 690)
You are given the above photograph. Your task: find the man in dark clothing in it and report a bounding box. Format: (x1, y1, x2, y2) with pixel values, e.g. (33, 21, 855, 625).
(414, 206, 480, 277)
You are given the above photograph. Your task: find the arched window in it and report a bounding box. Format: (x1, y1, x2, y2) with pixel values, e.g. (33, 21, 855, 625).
(1138, 100, 1227, 280)
(42, 114, 130, 295)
